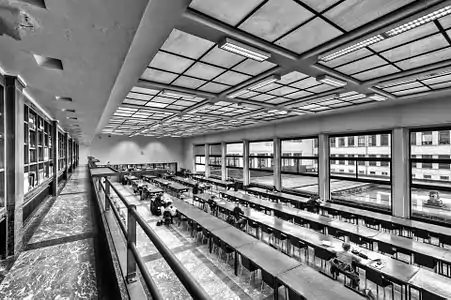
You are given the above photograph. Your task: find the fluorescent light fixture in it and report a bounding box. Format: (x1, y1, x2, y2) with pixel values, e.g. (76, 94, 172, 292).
(23, 90, 53, 120)
(386, 6, 451, 37)
(268, 109, 288, 115)
(227, 89, 249, 99)
(248, 75, 281, 90)
(161, 90, 195, 99)
(218, 37, 271, 62)
(320, 35, 385, 62)
(367, 93, 387, 101)
(316, 75, 347, 87)
(340, 93, 365, 101)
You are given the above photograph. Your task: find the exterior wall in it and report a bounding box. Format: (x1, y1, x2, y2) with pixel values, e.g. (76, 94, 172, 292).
(88, 134, 186, 169)
(183, 96, 451, 169)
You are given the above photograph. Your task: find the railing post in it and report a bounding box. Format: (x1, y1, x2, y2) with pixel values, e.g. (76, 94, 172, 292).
(105, 177, 111, 211)
(126, 205, 137, 283)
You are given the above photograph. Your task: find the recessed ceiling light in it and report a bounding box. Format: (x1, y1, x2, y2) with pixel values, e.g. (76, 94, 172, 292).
(248, 75, 281, 90)
(62, 108, 76, 113)
(67, 117, 78, 120)
(316, 75, 347, 87)
(56, 96, 72, 102)
(367, 93, 387, 101)
(218, 37, 271, 62)
(33, 54, 64, 70)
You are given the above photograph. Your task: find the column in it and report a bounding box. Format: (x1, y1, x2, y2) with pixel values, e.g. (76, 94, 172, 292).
(51, 121, 59, 196)
(273, 138, 281, 190)
(221, 142, 226, 181)
(243, 140, 250, 186)
(64, 132, 69, 180)
(318, 134, 330, 201)
(4, 76, 25, 256)
(205, 144, 210, 178)
(191, 144, 196, 173)
(392, 127, 410, 218)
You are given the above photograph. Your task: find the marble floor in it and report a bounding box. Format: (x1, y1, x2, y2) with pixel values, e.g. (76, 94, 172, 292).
(0, 165, 98, 300)
(111, 184, 275, 300)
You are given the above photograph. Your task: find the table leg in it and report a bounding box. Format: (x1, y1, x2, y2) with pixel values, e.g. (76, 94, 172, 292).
(209, 236, 212, 253)
(234, 251, 238, 276)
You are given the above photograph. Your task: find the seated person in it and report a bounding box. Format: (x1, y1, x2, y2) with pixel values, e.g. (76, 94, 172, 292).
(151, 193, 165, 216)
(206, 195, 218, 214)
(163, 202, 177, 224)
(192, 183, 199, 195)
(227, 204, 246, 230)
(330, 242, 361, 288)
(426, 191, 444, 207)
(233, 180, 240, 192)
(306, 195, 323, 213)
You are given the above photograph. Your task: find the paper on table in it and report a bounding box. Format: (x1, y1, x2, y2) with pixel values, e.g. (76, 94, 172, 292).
(321, 240, 332, 247)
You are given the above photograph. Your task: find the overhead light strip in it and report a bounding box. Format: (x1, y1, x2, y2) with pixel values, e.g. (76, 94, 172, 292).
(367, 93, 387, 101)
(248, 74, 281, 90)
(316, 75, 347, 87)
(219, 37, 271, 62)
(226, 89, 249, 99)
(319, 6, 451, 62)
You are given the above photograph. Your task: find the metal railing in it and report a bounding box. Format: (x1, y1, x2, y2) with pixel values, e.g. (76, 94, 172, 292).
(93, 175, 211, 300)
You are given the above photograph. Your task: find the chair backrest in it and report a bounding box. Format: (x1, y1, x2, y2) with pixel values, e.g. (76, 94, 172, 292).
(261, 269, 275, 287)
(315, 247, 335, 260)
(288, 288, 304, 300)
(422, 289, 446, 300)
(378, 242, 396, 255)
(365, 267, 390, 287)
(413, 253, 436, 269)
(241, 256, 258, 272)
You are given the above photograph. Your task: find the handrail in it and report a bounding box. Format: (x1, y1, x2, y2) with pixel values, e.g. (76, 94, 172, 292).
(105, 178, 211, 300)
(99, 182, 127, 236)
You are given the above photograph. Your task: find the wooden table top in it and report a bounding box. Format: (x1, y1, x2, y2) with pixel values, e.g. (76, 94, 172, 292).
(247, 187, 309, 203)
(408, 268, 451, 299)
(212, 226, 258, 249)
(278, 264, 366, 300)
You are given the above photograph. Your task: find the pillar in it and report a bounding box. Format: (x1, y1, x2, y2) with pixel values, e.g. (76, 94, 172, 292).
(318, 134, 330, 200)
(205, 144, 210, 178)
(221, 142, 226, 181)
(243, 140, 250, 186)
(4, 76, 25, 256)
(51, 121, 59, 196)
(64, 132, 69, 180)
(392, 128, 410, 218)
(273, 138, 281, 190)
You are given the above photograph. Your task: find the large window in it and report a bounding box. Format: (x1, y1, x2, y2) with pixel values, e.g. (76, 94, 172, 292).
(281, 138, 318, 195)
(329, 132, 392, 211)
(411, 129, 451, 224)
(226, 143, 243, 180)
(209, 144, 222, 178)
(194, 144, 205, 173)
(249, 141, 273, 187)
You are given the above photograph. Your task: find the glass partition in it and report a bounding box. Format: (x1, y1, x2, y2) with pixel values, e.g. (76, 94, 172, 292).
(249, 141, 273, 187)
(329, 132, 392, 211)
(226, 142, 243, 180)
(281, 138, 319, 195)
(410, 129, 451, 224)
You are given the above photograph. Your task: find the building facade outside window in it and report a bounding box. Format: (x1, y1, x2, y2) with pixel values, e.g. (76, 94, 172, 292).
(281, 138, 318, 195)
(410, 129, 451, 224)
(194, 144, 205, 173)
(329, 132, 392, 212)
(249, 141, 273, 187)
(209, 144, 222, 178)
(226, 142, 243, 180)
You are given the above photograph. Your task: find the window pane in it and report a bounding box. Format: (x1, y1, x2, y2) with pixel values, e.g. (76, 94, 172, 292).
(348, 136, 355, 146)
(411, 187, 451, 223)
(348, 155, 355, 165)
(210, 166, 222, 177)
(195, 164, 205, 173)
(422, 131, 433, 145)
(439, 155, 450, 169)
(281, 158, 318, 174)
(281, 138, 318, 156)
(368, 135, 377, 146)
(411, 132, 417, 145)
(358, 136, 365, 147)
(331, 179, 391, 211)
(282, 174, 318, 195)
(194, 145, 205, 155)
(330, 138, 336, 147)
(338, 138, 345, 147)
(439, 130, 450, 145)
(250, 169, 273, 187)
(227, 167, 243, 180)
(226, 143, 243, 155)
(249, 141, 273, 157)
(422, 155, 432, 169)
(357, 163, 390, 181)
(249, 157, 274, 169)
(195, 156, 205, 164)
(209, 144, 222, 155)
(209, 156, 222, 166)
(381, 134, 389, 146)
(226, 156, 243, 167)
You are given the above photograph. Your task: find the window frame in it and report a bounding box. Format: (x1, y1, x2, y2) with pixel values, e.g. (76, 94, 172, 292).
(410, 127, 451, 225)
(225, 142, 244, 181)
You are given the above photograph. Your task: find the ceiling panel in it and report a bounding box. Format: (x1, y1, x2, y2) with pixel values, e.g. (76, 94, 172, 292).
(290, 77, 320, 89)
(141, 68, 178, 83)
(302, 0, 341, 12)
(149, 51, 194, 73)
(200, 46, 245, 68)
(277, 71, 309, 84)
(127, 92, 152, 101)
(395, 48, 451, 70)
(161, 29, 214, 59)
(172, 76, 207, 89)
(393, 86, 430, 96)
(198, 82, 230, 93)
(189, 0, 265, 26)
(233, 59, 276, 75)
(238, 0, 314, 42)
(325, 0, 414, 31)
(352, 64, 400, 81)
(214, 71, 251, 85)
(336, 55, 388, 75)
(284, 90, 313, 99)
(184, 62, 225, 80)
(276, 17, 342, 54)
(383, 81, 423, 93)
(321, 48, 373, 68)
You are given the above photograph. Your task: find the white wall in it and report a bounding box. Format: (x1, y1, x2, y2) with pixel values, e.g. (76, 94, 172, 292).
(183, 95, 451, 168)
(87, 134, 186, 169)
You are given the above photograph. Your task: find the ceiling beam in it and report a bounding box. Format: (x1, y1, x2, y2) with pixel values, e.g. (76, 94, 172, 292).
(137, 79, 216, 99)
(119, 103, 180, 114)
(300, 0, 447, 59)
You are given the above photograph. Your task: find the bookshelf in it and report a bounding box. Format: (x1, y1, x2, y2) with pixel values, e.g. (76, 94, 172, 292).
(23, 104, 53, 195)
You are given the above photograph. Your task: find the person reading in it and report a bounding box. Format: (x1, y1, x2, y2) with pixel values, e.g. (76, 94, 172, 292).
(227, 204, 246, 230)
(330, 242, 361, 288)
